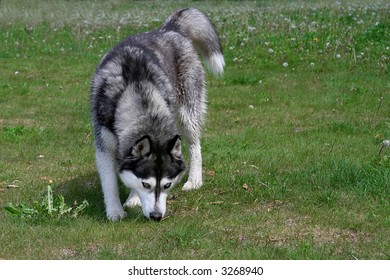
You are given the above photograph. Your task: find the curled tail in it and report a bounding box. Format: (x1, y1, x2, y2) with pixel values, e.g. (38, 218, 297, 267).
(162, 8, 225, 76)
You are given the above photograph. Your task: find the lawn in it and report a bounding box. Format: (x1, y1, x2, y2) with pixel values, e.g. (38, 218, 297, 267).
(0, 0, 389, 259)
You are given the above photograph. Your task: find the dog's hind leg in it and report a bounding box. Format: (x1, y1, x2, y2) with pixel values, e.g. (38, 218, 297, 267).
(177, 104, 205, 191)
(182, 137, 203, 191)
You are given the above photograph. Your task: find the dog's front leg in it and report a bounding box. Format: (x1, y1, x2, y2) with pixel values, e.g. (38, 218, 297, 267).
(95, 149, 127, 221)
(123, 190, 141, 210)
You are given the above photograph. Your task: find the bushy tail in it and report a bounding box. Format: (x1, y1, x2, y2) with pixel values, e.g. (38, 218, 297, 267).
(162, 8, 225, 76)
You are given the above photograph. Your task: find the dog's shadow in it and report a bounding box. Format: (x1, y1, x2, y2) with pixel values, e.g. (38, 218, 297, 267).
(55, 173, 144, 222)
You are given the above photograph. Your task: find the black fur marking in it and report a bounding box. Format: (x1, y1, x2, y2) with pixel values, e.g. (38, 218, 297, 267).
(120, 137, 186, 198)
(92, 78, 120, 132)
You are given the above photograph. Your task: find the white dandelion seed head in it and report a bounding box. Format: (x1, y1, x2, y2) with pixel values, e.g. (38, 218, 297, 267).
(248, 26, 256, 32)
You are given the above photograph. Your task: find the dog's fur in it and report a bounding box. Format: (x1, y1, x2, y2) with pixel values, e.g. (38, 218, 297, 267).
(90, 8, 224, 221)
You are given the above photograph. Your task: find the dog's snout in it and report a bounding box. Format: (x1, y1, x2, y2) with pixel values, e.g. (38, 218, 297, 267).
(150, 212, 162, 221)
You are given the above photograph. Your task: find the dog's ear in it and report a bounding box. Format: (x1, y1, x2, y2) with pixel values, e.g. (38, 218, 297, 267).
(131, 136, 151, 158)
(168, 135, 182, 160)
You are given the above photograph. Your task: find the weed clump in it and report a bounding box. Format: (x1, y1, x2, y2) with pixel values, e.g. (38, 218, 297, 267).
(5, 185, 88, 220)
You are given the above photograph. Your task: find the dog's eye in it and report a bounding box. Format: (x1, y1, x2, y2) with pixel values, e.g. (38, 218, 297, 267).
(142, 182, 151, 189)
(163, 182, 172, 189)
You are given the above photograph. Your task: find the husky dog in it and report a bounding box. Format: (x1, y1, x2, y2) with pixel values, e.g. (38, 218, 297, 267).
(90, 8, 224, 221)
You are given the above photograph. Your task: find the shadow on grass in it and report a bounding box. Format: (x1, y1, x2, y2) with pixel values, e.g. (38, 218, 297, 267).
(55, 173, 144, 222)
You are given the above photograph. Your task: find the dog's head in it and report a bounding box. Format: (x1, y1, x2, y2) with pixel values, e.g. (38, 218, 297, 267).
(119, 135, 186, 221)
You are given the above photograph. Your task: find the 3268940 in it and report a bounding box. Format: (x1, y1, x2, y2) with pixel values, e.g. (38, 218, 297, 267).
(221, 266, 264, 276)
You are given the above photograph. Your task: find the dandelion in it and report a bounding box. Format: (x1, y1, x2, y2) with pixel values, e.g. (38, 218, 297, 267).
(248, 26, 256, 32)
(283, 62, 289, 67)
(336, 54, 341, 59)
(310, 62, 315, 66)
(268, 48, 274, 54)
(378, 140, 390, 158)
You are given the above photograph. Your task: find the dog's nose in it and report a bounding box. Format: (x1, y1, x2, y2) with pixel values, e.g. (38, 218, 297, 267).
(150, 212, 162, 221)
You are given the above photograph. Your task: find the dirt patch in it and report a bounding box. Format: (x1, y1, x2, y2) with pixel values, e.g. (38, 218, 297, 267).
(0, 118, 35, 128)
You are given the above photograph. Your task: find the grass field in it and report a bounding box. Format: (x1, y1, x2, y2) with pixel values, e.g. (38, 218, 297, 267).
(0, 0, 389, 259)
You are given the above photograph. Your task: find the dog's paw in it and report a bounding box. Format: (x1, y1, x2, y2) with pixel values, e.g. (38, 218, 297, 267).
(106, 209, 127, 222)
(123, 195, 141, 209)
(182, 181, 202, 191)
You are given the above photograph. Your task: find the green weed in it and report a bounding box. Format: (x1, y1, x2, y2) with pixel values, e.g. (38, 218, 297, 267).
(5, 185, 88, 219)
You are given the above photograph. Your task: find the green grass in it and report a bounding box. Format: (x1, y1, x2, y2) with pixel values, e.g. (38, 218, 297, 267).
(0, 0, 389, 259)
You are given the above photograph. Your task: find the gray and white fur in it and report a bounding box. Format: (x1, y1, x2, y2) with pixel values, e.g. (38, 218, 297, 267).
(90, 8, 224, 221)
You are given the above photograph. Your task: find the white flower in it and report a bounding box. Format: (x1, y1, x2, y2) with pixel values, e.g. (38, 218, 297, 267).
(268, 48, 274, 54)
(379, 140, 390, 157)
(248, 26, 256, 32)
(336, 54, 341, 59)
(283, 62, 289, 67)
